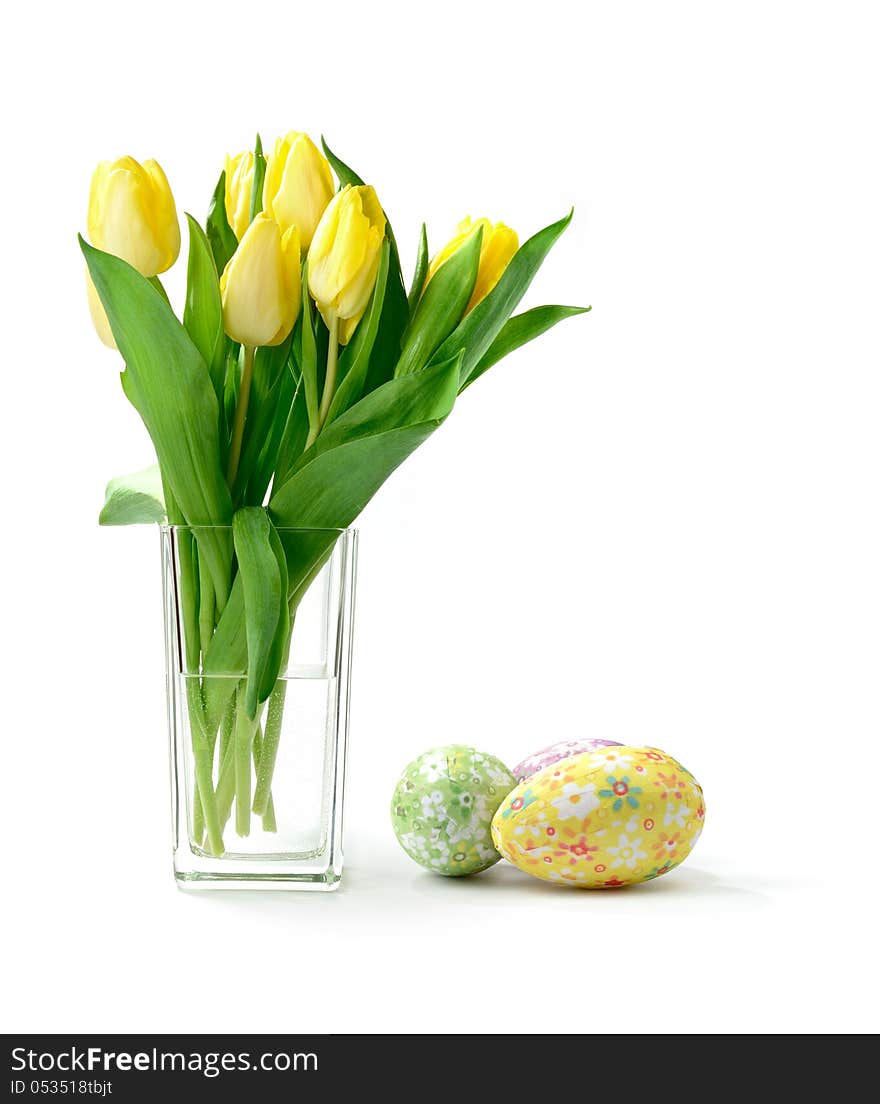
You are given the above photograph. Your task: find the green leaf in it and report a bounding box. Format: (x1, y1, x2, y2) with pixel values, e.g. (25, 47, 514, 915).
(233, 507, 283, 717)
(249, 133, 266, 222)
(206, 170, 237, 274)
(463, 304, 591, 392)
(233, 337, 293, 503)
(183, 214, 225, 398)
(81, 237, 233, 604)
(324, 239, 390, 424)
(238, 351, 296, 505)
(321, 136, 365, 188)
(394, 226, 482, 378)
(407, 224, 429, 315)
(99, 463, 166, 525)
(273, 353, 460, 517)
(265, 524, 291, 690)
(272, 372, 309, 492)
(223, 343, 241, 440)
(369, 239, 409, 393)
(432, 209, 575, 387)
(148, 276, 171, 304)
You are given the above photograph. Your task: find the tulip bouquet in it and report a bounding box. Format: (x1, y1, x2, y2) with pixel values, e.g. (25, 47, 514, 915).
(81, 133, 588, 860)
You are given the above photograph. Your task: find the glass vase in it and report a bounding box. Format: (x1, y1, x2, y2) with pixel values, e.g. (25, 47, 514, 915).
(161, 525, 357, 890)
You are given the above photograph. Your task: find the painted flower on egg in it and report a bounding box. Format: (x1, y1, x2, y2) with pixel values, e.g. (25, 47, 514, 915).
(606, 833, 648, 870)
(551, 782, 600, 821)
(598, 775, 642, 811)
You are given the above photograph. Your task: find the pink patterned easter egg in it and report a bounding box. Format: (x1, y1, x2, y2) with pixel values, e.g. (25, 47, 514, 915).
(512, 738, 622, 782)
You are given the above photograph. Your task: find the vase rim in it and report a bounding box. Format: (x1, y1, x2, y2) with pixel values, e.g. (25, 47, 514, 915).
(161, 524, 356, 535)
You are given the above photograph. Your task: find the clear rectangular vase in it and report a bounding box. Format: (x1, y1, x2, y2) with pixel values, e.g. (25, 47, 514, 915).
(161, 525, 357, 890)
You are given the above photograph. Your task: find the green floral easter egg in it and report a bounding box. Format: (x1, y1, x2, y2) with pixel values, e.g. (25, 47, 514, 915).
(391, 745, 517, 876)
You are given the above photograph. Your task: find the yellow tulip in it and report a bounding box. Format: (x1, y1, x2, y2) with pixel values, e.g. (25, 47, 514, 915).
(225, 150, 255, 240)
(220, 213, 301, 348)
(87, 156, 180, 276)
(426, 217, 518, 313)
(85, 155, 180, 349)
(263, 132, 334, 248)
(308, 184, 386, 345)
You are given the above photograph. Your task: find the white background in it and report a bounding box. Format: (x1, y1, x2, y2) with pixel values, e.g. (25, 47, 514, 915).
(2, 0, 878, 1035)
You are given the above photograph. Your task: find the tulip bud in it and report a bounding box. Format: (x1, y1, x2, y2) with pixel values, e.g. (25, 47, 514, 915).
(220, 213, 301, 347)
(308, 184, 386, 345)
(88, 156, 181, 276)
(263, 132, 334, 249)
(86, 156, 181, 348)
(224, 150, 255, 241)
(427, 217, 518, 313)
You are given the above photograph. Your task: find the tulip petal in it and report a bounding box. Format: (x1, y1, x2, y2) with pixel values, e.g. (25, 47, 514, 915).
(87, 161, 112, 246)
(221, 214, 298, 348)
(225, 151, 255, 241)
(307, 185, 345, 303)
(86, 268, 117, 348)
(467, 222, 518, 312)
(142, 159, 181, 272)
(266, 132, 334, 247)
(325, 239, 390, 422)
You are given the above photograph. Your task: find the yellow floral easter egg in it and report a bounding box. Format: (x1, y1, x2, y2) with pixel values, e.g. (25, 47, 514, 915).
(490, 745, 705, 888)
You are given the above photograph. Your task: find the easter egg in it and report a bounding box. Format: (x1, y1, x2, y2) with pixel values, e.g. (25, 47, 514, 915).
(391, 745, 517, 876)
(512, 738, 623, 782)
(491, 745, 705, 888)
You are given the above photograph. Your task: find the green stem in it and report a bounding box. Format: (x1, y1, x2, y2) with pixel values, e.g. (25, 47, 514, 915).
(234, 686, 255, 837)
(252, 612, 293, 816)
(193, 547, 219, 850)
(192, 790, 205, 850)
(215, 728, 237, 834)
(194, 749, 223, 856)
(263, 792, 276, 833)
(252, 679, 286, 816)
(219, 690, 236, 770)
(305, 312, 339, 448)
(226, 344, 255, 488)
(187, 691, 224, 856)
(175, 525, 208, 850)
(253, 725, 276, 832)
(318, 312, 340, 426)
(201, 684, 235, 844)
(262, 798, 276, 833)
